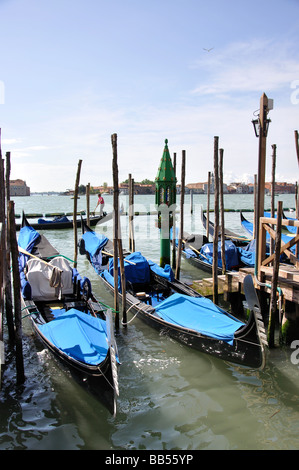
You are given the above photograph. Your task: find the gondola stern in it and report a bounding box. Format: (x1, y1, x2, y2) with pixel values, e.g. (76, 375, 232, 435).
(243, 274, 268, 369)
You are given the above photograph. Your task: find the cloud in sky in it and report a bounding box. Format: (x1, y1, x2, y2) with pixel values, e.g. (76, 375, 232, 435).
(190, 39, 299, 97)
(0, 0, 298, 192)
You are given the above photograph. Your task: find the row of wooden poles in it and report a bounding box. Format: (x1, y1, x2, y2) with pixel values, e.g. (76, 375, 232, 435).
(0, 132, 141, 388)
(71, 134, 132, 329)
(1, 129, 298, 388)
(207, 132, 299, 347)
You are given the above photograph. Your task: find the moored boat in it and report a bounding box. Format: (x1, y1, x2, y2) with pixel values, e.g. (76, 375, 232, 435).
(202, 210, 251, 246)
(15, 211, 113, 231)
(18, 216, 119, 415)
(178, 230, 242, 274)
(79, 220, 267, 369)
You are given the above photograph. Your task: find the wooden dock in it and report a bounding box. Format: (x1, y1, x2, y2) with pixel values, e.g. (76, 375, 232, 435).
(192, 266, 299, 304)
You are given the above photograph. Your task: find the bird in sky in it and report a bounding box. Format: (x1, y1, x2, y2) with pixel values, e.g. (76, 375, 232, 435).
(203, 47, 214, 52)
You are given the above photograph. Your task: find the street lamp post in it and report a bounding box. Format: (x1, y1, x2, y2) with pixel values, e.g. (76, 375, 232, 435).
(252, 93, 273, 279)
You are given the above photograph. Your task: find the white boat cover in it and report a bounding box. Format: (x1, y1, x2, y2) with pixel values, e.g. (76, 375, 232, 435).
(26, 256, 73, 301)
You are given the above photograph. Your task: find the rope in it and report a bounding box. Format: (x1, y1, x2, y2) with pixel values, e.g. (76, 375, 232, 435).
(21, 305, 39, 319)
(121, 300, 148, 326)
(47, 254, 74, 263)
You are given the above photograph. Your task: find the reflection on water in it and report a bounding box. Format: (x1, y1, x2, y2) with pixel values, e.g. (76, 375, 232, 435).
(1, 194, 299, 450)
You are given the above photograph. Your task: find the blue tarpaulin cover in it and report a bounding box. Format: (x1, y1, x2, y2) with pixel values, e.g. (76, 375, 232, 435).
(155, 293, 244, 345)
(109, 252, 151, 284)
(237, 240, 256, 267)
(37, 216, 70, 224)
(82, 231, 109, 257)
(148, 260, 174, 281)
(198, 240, 239, 270)
(18, 224, 40, 252)
(38, 308, 109, 365)
(81, 230, 109, 273)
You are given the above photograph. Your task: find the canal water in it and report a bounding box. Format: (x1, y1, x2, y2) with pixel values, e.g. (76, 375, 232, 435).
(1, 194, 299, 450)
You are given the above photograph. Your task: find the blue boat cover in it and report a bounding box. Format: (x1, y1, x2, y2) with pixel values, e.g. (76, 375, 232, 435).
(38, 308, 109, 365)
(37, 215, 70, 224)
(18, 224, 40, 252)
(155, 293, 244, 345)
(241, 216, 297, 256)
(237, 240, 256, 267)
(109, 252, 151, 284)
(148, 260, 174, 281)
(198, 240, 239, 270)
(82, 231, 109, 257)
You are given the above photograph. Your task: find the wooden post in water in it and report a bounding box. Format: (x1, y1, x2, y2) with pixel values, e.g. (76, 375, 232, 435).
(253, 174, 257, 240)
(212, 137, 219, 304)
(219, 148, 226, 274)
(295, 130, 299, 166)
(175, 150, 185, 280)
(172, 153, 177, 270)
(206, 171, 211, 241)
(4, 152, 14, 341)
(294, 131, 299, 258)
(270, 144, 276, 257)
(73, 159, 82, 269)
(256, 93, 270, 281)
(268, 200, 283, 347)
(118, 236, 127, 327)
(296, 185, 299, 259)
(111, 133, 119, 328)
(190, 189, 193, 214)
(8, 201, 25, 384)
(86, 183, 90, 226)
(128, 174, 135, 252)
(0, 156, 4, 365)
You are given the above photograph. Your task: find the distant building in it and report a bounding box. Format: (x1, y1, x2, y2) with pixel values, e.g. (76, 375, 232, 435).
(264, 182, 296, 194)
(10, 179, 30, 196)
(186, 183, 205, 194)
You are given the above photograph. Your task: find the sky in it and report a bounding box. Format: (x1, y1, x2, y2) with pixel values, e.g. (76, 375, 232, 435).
(0, 0, 299, 192)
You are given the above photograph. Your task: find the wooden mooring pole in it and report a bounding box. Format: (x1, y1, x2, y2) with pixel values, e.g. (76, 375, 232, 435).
(128, 173, 135, 252)
(172, 152, 177, 270)
(175, 150, 185, 280)
(111, 133, 119, 328)
(8, 201, 25, 384)
(206, 171, 211, 241)
(295, 130, 299, 166)
(0, 155, 4, 378)
(212, 137, 219, 304)
(86, 183, 90, 227)
(268, 200, 283, 347)
(4, 152, 14, 341)
(270, 144, 276, 257)
(73, 159, 82, 269)
(255, 93, 270, 281)
(219, 148, 226, 274)
(294, 131, 299, 258)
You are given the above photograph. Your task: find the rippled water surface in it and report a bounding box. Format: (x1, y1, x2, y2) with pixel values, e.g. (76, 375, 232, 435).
(1, 194, 299, 450)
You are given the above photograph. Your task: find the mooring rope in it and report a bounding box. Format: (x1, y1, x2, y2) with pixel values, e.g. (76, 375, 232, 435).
(121, 300, 150, 326)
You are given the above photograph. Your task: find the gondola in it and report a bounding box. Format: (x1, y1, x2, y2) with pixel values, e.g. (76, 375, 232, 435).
(79, 220, 267, 369)
(240, 212, 298, 263)
(240, 211, 254, 237)
(282, 211, 298, 235)
(179, 230, 241, 274)
(18, 214, 119, 415)
(15, 211, 112, 231)
(201, 209, 251, 246)
(240, 211, 295, 243)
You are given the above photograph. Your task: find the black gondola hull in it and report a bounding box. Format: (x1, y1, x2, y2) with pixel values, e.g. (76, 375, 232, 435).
(100, 275, 266, 369)
(16, 213, 112, 231)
